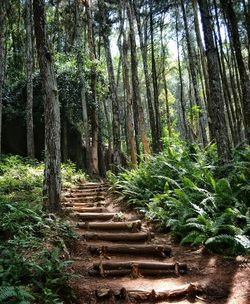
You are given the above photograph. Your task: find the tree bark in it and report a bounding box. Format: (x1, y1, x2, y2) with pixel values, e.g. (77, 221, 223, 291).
(160, 19, 172, 138)
(133, 1, 158, 152)
(0, 1, 5, 154)
(85, 0, 99, 176)
(198, 0, 231, 162)
(74, 0, 91, 174)
(98, 0, 121, 172)
(150, 3, 162, 151)
(33, 0, 61, 213)
(118, 2, 137, 165)
(26, 0, 35, 158)
(181, 1, 208, 146)
(127, 0, 150, 156)
(176, 9, 189, 141)
(220, 0, 250, 144)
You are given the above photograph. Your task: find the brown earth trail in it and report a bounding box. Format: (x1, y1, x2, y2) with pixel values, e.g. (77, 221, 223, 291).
(63, 182, 250, 304)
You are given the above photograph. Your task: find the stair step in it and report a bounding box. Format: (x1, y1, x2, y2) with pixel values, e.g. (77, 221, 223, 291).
(74, 212, 116, 221)
(62, 196, 105, 202)
(82, 232, 154, 242)
(88, 243, 171, 257)
(93, 261, 187, 271)
(64, 207, 107, 213)
(63, 191, 106, 198)
(62, 202, 105, 208)
(77, 220, 141, 231)
(95, 283, 199, 301)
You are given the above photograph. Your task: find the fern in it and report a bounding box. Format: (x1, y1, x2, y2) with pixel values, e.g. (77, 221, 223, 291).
(0, 286, 34, 303)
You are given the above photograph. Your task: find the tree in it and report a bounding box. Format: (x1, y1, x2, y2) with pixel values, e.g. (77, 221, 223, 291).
(0, 0, 5, 154)
(98, 0, 121, 171)
(33, 0, 61, 212)
(220, 0, 250, 144)
(85, 0, 99, 176)
(181, 1, 208, 146)
(127, 0, 150, 157)
(25, 0, 35, 158)
(74, 0, 91, 174)
(118, 0, 137, 165)
(198, 0, 231, 161)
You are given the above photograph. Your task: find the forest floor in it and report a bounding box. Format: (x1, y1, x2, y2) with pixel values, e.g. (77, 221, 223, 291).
(64, 182, 250, 304)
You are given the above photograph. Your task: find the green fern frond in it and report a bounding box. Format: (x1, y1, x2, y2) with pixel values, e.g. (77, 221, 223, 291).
(0, 286, 34, 303)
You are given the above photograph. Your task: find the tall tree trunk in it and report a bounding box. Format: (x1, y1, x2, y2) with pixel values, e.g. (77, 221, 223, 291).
(133, 1, 158, 153)
(149, 4, 162, 151)
(74, 0, 91, 174)
(198, 0, 231, 162)
(220, 0, 250, 144)
(98, 0, 121, 172)
(243, 0, 250, 71)
(127, 0, 150, 157)
(176, 9, 189, 141)
(0, 1, 5, 154)
(192, 0, 214, 142)
(118, 2, 137, 166)
(33, 0, 61, 212)
(26, 0, 35, 158)
(181, 1, 208, 146)
(85, 0, 99, 176)
(213, 0, 237, 145)
(160, 19, 172, 138)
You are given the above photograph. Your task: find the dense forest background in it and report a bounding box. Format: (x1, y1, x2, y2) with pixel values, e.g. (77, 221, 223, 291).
(1, 0, 250, 175)
(0, 1, 249, 301)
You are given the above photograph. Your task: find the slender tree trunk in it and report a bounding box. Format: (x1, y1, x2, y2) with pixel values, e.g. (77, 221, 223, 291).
(98, 0, 121, 172)
(243, 0, 250, 71)
(176, 9, 189, 141)
(192, 0, 214, 142)
(198, 0, 231, 161)
(0, 1, 5, 155)
(74, 0, 91, 174)
(33, 0, 61, 212)
(181, 1, 208, 146)
(160, 20, 172, 138)
(85, 0, 99, 176)
(133, 1, 157, 152)
(127, 0, 150, 157)
(118, 3, 137, 166)
(220, 0, 250, 144)
(26, 0, 35, 158)
(213, 1, 237, 145)
(149, 4, 162, 151)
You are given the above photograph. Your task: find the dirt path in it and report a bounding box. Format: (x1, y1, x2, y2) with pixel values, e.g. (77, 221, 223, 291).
(63, 182, 250, 304)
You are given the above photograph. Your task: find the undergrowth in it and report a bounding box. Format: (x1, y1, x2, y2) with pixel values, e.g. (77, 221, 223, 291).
(0, 155, 86, 304)
(109, 141, 250, 256)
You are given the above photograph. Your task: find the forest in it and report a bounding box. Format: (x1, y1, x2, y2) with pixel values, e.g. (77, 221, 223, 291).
(0, 0, 249, 303)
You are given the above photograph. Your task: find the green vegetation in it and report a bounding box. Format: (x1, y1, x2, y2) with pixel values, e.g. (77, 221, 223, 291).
(0, 155, 86, 304)
(109, 140, 250, 255)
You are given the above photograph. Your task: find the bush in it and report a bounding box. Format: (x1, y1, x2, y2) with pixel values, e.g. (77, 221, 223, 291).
(0, 155, 83, 303)
(110, 142, 250, 255)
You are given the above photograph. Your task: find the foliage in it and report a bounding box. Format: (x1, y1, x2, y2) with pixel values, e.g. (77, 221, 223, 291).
(110, 141, 250, 255)
(0, 155, 82, 303)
